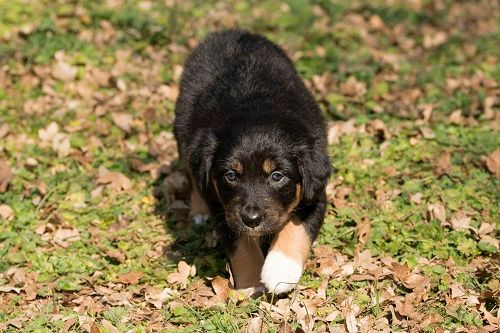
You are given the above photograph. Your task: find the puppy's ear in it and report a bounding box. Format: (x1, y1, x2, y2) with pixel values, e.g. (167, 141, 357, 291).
(297, 142, 332, 205)
(187, 129, 217, 189)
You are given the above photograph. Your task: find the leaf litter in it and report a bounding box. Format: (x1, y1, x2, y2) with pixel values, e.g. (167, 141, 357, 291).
(0, 0, 499, 332)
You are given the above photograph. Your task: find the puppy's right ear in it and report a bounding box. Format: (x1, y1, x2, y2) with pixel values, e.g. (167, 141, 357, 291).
(187, 129, 217, 189)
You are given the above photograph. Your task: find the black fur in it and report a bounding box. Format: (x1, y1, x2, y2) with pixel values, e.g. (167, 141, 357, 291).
(174, 29, 332, 252)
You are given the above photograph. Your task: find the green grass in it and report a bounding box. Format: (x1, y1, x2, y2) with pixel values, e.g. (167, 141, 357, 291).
(0, 0, 499, 332)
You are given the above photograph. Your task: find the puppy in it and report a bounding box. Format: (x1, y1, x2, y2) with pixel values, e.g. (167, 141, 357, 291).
(174, 30, 332, 294)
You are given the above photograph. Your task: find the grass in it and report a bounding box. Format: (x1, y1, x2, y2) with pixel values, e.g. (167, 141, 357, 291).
(0, 0, 499, 332)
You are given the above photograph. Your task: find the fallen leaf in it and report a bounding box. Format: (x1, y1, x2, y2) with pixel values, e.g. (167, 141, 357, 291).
(355, 218, 371, 249)
(101, 319, 120, 333)
(340, 76, 366, 97)
(0, 160, 13, 193)
(0, 285, 22, 293)
(167, 261, 192, 288)
(52, 60, 78, 82)
(106, 249, 126, 263)
(480, 235, 499, 250)
(484, 149, 500, 176)
(345, 312, 358, 333)
(450, 282, 466, 298)
(117, 271, 143, 285)
(0, 123, 9, 138)
(53, 227, 80, 248)
(245, 317, 266, 333)
(0, 204, 14, 220)
(111, 112, 134, 133)
(211, 276, 230, 302)
(433, 151, 451, 175)
(450, 210, 471, 231)
(423, 30, 447, 48)
(427, 203, 446, 225)
(96, 167, 131, 192)
(420, 127, 435, 139)
(410, 192, 423, 204)
(145, 287, 175, 309)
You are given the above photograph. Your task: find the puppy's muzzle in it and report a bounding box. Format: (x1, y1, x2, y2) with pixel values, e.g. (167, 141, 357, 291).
(240, 204, 263, 228)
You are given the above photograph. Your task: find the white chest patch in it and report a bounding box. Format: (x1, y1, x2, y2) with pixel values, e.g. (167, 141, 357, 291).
(260, 250, 303, 294)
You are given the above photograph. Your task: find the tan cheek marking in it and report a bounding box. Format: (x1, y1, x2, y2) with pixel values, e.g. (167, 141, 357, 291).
(269, 219, 311, 264)
(229, 237, 265, 289)
(231, 160, 243, 174)
(287, 184, 302, 213)
(262, 159, 276, 174)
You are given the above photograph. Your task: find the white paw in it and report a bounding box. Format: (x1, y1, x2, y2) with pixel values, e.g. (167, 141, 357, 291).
(260, 251, 303, 294)
(192, 214, 209, 225)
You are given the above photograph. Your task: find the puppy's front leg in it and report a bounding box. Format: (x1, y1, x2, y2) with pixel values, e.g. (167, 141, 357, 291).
(229, 237, 265, 291)
(261, 219, 311, 294)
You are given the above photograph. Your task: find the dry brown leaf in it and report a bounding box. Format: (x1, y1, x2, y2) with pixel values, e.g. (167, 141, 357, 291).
(53, 227, 80, 248)
(0, 204, 14, 220)
(117, 271, 143, 284)
(52, 60, 78, 82)
(450, 210, 471, 231)
(96, 167, 131, 192)
(484, 149, 500, 176)
(410, 192, 423, 204)
(167, 261, 192, 288)
(355, 218, 371, 249)
(480, 235, 499, 250)
(477, 222, 495, 236)
(420, 127, 435, 139)
(423, 30, 447, 48)
(450, 282, 466, 298)
(211, 276, 230, 302)
(355, 250, 378, 271)
(0, 160, 13, 193)
(433, 151, 451, 175)
(158, 84, 179, 101)
(111, 112, 134, 133)
(245, 317, 266, 333)
(427, 203, 446, 225)
(0, 285, 22, 293)
(145, 287, 175, 309)
(345, 312, 358, 333)
(101, 319, 120, 333)
(90, 322, 100, 333)
(0, 123, 9, 138)
(340, 76, 366, 97)
(106, 249, 126, 263)
(482, 96, 496, 119)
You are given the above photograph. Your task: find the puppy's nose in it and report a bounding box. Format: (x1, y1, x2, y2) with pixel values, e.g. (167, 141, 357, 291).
(241, 204, 263, 228)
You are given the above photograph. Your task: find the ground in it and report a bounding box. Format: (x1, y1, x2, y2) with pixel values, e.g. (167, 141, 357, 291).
(0, 0, 499, 332)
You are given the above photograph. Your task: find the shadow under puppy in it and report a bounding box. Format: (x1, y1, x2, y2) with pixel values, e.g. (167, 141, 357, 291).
(174, 30, 332, 294)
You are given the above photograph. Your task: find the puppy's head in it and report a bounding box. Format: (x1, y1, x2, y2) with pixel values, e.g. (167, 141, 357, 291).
(189, 119, 331, 236)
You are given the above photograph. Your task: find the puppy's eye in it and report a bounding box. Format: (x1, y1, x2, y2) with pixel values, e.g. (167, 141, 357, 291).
(225, 171, 237, 182)
(270, 171, 284, 182)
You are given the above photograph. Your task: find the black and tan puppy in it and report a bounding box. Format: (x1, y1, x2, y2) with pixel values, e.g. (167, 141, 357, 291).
(174, 30, 331, 294)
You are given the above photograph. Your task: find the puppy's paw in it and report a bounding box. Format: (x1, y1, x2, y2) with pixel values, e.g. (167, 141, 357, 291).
(261, 251, 302, 294)
(192, 214, 209, 225)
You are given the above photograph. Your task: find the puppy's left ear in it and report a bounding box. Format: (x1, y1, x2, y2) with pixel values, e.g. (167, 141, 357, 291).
(297, 142, 332, 205)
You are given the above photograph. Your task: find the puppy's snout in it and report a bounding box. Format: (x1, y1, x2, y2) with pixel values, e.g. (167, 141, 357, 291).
(241, 204, 263, 228)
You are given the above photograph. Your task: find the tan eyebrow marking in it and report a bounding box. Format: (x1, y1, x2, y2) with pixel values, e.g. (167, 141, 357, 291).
(262, 159, 276, 174)
(231, 160, 243, 173)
